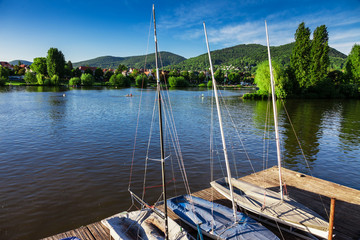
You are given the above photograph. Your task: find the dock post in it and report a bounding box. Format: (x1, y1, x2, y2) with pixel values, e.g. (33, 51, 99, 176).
(328, 198, 336, 240)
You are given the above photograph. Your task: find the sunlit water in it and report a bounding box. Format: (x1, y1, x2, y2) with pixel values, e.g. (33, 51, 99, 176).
(0, 86, 359, 239)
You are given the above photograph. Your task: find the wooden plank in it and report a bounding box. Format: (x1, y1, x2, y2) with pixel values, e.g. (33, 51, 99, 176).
(87, 221, 112, 240)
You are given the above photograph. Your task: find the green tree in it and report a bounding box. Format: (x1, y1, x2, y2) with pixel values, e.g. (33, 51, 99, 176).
(94, 68, 103, 81)
(109, 74, 130, 87)
(198, 72, 206, 82)
(51, 75, 60, 85)
(168, 76, 189, 87)
(46, 48, 65, 78)
(104, 70, 114, 81)
(36, 73, 44, 85)
(345, 44, 360, 84)
(24, 72, 37, 84)
(227, 72, 241, 84)
(254, 60, 288, 98)
(31, 57, 47, 75)
(290, 22, 311, 89)
(69, 77, 81, 85)
(180, 71, 189, 81)
(189, 71, 198, 83)
(310, 25, 329, 87)
(84, 68, 93, 75)
(0, 66, 10, 79)
(0, 76, 6, 86)
(115, 64, 127, 74)
(81, 73, 94, 86)
(214, 69, 224, 84)
(135, 74, 148, 88)
(72, 68, 82, 77)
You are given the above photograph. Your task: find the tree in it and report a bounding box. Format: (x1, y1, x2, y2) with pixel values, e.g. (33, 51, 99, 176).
(227, 72, 241, 84)
(345, 44, 360, 84)
(115, 64, 127, 74)
(135, 74, 148, 88)
(0, 66, 10, 79)
(31, 57, 47, 75)
(254, 60, 288, 98)
(104, 70, 114, 81)
(84, 68, 93, 75)
(69, 77, 81, 86)
(109, 74, 130, 87)
(168, 76, 189, 87)
(198, 72, 206, 82)
(290, 22, 311, 89)
(0, 66, 8, 85)
(72, 68, 82, 77)
(36, 73, 44, 85)
(94, 68, 103, 81)
(81, 73, 94, 86)
(46, 48, 65, 78)
(51, 75, 60, 85)
(24, 72, 37, 84)
(310, 25, 329, 87)
(214, 69, 224, 84)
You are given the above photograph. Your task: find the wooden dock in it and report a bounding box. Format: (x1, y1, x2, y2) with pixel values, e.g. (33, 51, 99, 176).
(42, 167, 360, 240)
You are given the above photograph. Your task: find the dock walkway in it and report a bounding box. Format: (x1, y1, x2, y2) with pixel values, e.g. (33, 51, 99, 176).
(42, 167, 360, 240)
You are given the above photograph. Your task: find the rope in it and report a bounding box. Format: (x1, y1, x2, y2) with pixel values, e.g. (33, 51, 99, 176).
(280, 98, 329, 218)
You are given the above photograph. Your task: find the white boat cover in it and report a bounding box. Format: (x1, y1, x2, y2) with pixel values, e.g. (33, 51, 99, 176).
(211, 177, 329, 238)
(101, 209, 190, 240)
(167, 195, 279, 240)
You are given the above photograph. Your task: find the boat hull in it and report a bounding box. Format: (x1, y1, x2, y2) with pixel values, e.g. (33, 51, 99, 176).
(101, 209, 190, 240)
(167, 195, 279, 240)
(211, 177, 329, 239)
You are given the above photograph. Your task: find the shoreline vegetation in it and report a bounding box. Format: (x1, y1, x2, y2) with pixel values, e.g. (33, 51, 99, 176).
(1, 22, 359, 99)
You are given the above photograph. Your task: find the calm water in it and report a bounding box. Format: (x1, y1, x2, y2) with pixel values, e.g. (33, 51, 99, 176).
(0, 86, 359, 239)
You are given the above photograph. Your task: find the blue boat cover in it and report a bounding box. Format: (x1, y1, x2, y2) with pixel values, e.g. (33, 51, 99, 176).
(168, 195, 279, 240)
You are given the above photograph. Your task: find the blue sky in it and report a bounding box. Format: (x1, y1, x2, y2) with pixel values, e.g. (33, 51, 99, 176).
(0, 0, 359, 63)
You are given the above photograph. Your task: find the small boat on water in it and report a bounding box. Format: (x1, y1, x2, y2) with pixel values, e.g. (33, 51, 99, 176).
(168, 195, 279, 240)
(102, 208, 189, 240)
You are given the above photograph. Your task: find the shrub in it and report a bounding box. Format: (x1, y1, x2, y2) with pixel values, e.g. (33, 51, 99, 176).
(81, 73, 94, 86)
(135, 74, 148, 88)
(36, 74, 44, 85)
(24, 72, 37, 84)
(168, 76, 189, 87)
(51, 75, 60, 85)
(198, 83, 206, 87)
(69, 77, 81, 86)
(109, 74, 131, 87)
(207, 80, 212, 88)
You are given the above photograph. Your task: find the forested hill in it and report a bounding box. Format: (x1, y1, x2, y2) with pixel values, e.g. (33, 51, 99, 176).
(172, 43, 347, 71)
(73, 52, 186, 69)
(72, 43, 346, 71)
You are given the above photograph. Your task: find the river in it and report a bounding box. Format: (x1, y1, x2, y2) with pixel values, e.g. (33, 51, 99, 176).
(0, 86, 359, 239)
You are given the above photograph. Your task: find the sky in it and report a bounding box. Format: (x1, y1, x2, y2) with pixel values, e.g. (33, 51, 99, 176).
(0, 0, 359, 63)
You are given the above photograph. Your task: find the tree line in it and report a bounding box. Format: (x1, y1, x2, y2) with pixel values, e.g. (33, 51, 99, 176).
(245, 22, 360, 99)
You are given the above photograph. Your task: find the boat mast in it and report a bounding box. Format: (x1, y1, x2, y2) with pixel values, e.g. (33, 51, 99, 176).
(203, 22, 237, 222)
(265, 20, 284, 200)
(153, 5, 169, 239)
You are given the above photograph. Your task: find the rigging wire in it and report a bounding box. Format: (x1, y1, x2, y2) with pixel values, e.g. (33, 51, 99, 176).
(128, 7, 153, 192)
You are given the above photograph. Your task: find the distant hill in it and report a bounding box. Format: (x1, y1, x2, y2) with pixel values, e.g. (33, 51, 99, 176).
(9, 60, 32, 66)
(73, 43, 347, 72)
(73, 52, 186, 69)
(172, 43, 347, 71)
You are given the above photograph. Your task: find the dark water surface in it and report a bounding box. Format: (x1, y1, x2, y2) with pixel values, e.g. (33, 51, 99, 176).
(0, 86, 359, 239)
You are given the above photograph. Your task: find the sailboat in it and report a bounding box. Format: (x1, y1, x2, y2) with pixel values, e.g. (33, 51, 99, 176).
(101, 5, 191, 240)
(167, 22, 279, 240)
(210, 21, 330, 239)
